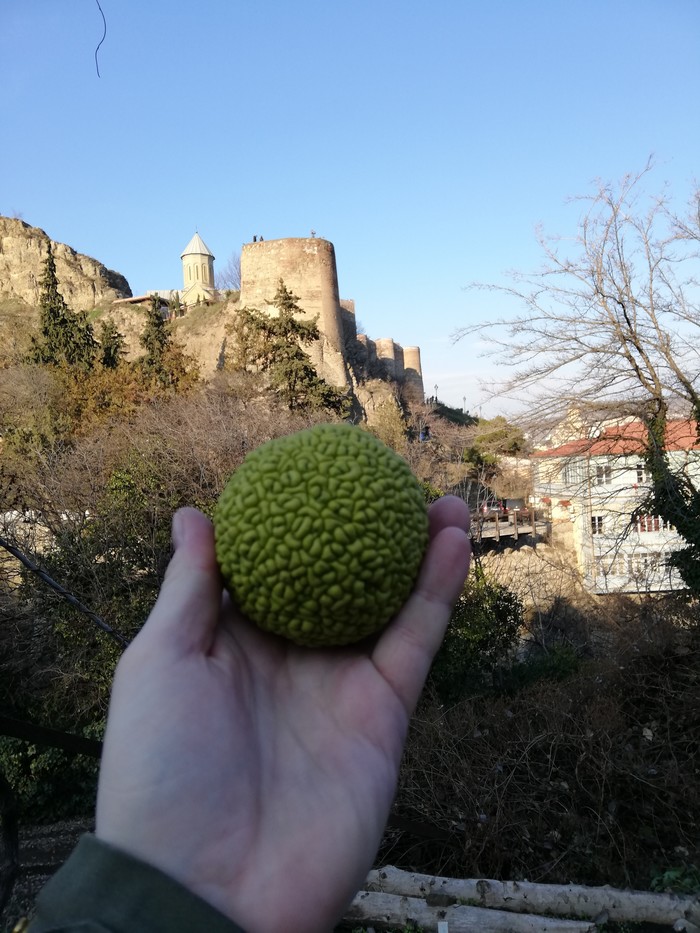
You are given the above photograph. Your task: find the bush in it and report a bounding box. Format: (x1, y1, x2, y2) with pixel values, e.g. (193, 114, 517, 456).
(0, 731, 101, 821)
(420, 480, 443, 504)
(386, 623, 700, 891)
(428, 567, 524, 703)
(651, 863, 700, 894)
(495, 643, 581, 694)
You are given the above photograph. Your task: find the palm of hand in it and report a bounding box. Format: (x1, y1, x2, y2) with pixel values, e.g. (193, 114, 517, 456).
(96, 501, 469, 933)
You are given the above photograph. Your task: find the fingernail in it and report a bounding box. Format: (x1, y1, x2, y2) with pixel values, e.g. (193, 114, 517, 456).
(172, 510, 186, 550)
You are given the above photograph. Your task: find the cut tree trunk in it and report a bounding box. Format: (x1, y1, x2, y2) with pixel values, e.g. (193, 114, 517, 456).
(363, 866, 700, 930)
(345, 890, 597, 932)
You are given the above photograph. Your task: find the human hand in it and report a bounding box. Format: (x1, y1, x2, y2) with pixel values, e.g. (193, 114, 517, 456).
(95, 496, 470, 933)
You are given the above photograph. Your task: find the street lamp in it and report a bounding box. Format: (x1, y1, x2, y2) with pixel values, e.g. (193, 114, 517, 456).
(434, 384, 438, 403)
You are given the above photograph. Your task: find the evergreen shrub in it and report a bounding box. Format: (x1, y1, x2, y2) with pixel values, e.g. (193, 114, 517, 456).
(428, 567, 524, 703)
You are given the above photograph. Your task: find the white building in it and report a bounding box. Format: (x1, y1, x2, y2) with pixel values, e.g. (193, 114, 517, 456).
(531, 420, 700, 594)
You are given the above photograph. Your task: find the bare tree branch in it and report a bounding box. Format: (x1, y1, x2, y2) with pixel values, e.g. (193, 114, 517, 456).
(455, 164, 700, 589)
(455, 164, 700, 427)
(215, 250, 242, 291)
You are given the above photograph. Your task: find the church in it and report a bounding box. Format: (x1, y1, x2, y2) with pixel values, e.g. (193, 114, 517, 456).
(178, 232, 217, 306)
(114, 232, 219, 311)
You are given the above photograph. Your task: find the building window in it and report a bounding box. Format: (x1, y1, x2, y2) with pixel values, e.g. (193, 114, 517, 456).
(591, 515, 604, 535)
(638, 514, 660, 533)
(610, 555, 627, 576)
(196, 266, 200, 280)
(636, 514, 674, 533)
(628, 551, 663, 578)
(636, 462, 651, 484)
(562, 459, 586, 486)
(595, 463, 612, 485)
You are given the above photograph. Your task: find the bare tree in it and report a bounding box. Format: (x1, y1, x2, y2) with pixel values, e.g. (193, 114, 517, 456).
(215, 250, 242, 292)
(455, 162, 700, 589)
(456, 162, 700, 429)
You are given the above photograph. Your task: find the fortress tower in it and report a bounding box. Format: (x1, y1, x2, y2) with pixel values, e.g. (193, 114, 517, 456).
(402, 346, 424, 402)
(234, 234, 423, 403)
(240, 237, 349, 388)
(181, 233, 217, 306)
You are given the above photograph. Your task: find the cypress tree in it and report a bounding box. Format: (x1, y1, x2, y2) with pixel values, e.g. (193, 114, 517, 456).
(139, 295, 171, 385)
(98, 319, 126, 369)
(30, 242, 96, 370)
(138, 295, 196, 391)
(227, 279, 348, 413)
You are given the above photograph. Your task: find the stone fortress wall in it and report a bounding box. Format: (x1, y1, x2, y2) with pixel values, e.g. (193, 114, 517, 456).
(0, 216, 424, 406)
(239, 236, 424, 400)
(240, 237, 347, 389)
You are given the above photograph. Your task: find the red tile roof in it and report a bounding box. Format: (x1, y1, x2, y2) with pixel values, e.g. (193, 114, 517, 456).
(532, 419, 700, 459)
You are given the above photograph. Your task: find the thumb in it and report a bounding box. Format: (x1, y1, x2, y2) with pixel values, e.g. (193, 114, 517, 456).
(138, 507, 224, 656)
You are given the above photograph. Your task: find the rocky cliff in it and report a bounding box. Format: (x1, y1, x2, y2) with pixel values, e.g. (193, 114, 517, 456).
(0, 216, 132, 310)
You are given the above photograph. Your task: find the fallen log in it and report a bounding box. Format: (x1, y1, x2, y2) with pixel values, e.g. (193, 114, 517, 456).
(345, 890, 597, 932)
(365, 865, 700, 930)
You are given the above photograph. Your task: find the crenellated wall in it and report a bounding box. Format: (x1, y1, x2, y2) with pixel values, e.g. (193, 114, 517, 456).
(339, 299, 357, 345)
(393, 342, 405, 380)
(237, 235, 423, 402)
(352, 334, 422, 398)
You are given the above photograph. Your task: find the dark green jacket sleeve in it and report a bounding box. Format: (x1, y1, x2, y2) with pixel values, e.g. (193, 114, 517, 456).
(29, 834, 245, 933)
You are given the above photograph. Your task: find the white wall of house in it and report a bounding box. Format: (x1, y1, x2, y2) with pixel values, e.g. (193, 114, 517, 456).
(532, 450, 695, 594)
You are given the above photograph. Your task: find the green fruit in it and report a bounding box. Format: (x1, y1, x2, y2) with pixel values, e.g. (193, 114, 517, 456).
(214, 422, 429, 647)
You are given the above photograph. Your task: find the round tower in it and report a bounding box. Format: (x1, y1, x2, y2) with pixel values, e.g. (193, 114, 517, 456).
(403, 346, 424, 402)
(375, 338, 397, 378)
(241, 238, 344, 348)
(240, 237, 348, 387)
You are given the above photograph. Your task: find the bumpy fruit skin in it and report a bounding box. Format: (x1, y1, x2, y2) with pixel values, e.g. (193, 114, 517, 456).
(214, 422, 429, 647)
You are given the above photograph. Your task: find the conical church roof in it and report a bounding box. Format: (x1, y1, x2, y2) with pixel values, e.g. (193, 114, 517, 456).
(181, 232, 215, 259)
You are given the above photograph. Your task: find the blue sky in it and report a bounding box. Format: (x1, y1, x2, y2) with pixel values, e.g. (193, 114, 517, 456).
(2, 1, 699, 413)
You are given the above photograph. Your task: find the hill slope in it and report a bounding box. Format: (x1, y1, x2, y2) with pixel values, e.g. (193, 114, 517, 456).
(0, 217, 131, 312)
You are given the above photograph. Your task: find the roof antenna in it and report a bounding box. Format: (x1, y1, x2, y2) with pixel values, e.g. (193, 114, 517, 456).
(94, 0, 107, 77)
